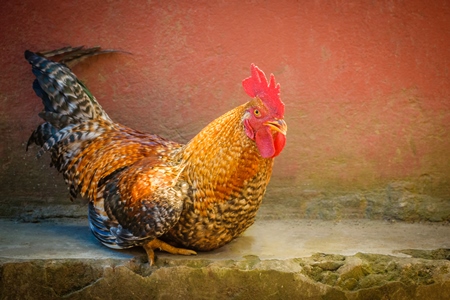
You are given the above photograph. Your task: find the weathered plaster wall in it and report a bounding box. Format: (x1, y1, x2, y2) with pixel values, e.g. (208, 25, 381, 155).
(0, 0, 449, 219)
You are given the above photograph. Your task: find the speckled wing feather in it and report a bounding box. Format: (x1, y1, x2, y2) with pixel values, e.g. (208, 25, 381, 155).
(89, 157, 189, 249)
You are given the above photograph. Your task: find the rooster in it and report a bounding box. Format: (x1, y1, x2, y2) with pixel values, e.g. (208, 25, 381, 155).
(25, 46, 287, 265)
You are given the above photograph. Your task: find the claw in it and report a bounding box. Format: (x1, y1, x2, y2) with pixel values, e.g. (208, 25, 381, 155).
(143, 239, 197, 265)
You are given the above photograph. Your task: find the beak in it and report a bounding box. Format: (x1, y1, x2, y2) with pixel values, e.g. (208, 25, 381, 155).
(265, 119, 287, 135)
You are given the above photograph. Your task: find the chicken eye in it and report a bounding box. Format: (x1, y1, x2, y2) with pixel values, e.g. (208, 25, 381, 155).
(254, 109, 261, 117)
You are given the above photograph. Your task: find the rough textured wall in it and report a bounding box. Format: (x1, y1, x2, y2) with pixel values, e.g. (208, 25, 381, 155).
(0, 0, 449, 219)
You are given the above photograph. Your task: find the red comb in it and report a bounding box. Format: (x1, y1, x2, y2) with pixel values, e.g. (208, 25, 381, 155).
(242, 64, 284, 117)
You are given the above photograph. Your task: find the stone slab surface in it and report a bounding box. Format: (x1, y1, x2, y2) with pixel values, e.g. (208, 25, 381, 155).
(0, 218, 449, 261)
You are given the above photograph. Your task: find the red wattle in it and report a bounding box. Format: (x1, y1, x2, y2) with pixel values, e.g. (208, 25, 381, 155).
(255, 127, 275, 158)
(272, 131, 286, 157)
(255, 127, 286, 158)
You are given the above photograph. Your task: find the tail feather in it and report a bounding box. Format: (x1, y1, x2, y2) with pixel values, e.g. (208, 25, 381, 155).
(38, 111, 77, 129)
(37, 121, 108, 159)
(36, 45, 126, 68)
(36, 123, 78, 158)
(25, 49, 112, 125)
(27, 122, 57, 150)
(26, 46, 121, 200)
(36, 45, 86, 59)
(25, 46, 119, 158)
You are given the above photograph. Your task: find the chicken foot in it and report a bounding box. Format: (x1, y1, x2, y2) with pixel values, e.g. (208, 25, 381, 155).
(143, 239, 197, 265)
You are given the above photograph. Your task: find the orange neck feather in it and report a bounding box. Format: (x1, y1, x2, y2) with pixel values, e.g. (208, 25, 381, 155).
(178, 101, 274, 212)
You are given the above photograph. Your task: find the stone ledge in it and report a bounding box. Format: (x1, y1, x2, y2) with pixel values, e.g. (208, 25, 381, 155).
(1, 254, 450, 299)
(1, 218, 449, 299)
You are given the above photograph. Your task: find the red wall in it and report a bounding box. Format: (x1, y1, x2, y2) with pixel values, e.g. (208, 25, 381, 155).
(1, 0, 449, 201)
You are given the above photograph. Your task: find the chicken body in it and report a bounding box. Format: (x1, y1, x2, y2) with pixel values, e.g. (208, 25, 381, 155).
(26, 47, 286, 264)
